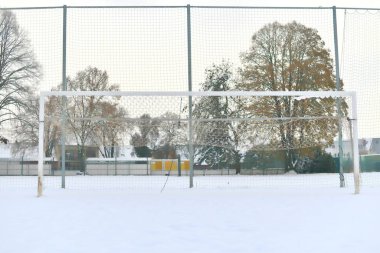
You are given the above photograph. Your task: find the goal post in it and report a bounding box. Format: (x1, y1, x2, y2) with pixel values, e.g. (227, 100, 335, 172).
(37, 90, 360, 196)
(37, 95, 45, 197)
(350, 93, 360, 194)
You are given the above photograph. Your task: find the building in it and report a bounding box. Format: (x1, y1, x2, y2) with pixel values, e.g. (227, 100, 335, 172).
(325, 139, 370, 157)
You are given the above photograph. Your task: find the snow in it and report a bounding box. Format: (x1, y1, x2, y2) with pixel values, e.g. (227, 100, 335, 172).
(1, 175, 380, 253)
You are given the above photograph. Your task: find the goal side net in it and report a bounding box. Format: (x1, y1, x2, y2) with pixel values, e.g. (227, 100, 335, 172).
(37, 91, 360, 196)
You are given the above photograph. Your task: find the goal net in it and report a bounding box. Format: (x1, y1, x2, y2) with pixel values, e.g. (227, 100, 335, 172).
(37, 91, 360, 196)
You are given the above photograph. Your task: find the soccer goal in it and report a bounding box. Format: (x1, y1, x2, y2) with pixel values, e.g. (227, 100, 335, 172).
(37, 90, 360, 196)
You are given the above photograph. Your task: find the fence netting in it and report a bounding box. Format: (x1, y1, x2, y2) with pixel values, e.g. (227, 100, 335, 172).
(0, 6, 379, 190)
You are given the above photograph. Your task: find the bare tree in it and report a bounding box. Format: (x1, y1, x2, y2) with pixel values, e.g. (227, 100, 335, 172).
(11, 97, 38, 156)
(130, 114, 160, 158)
(91, 101, 130, 158)
(66, 66, 119, 172)
(43, 96, 61, 157)
(159, 112, 186, 146)
(150, 111, 187, 159)
(12, 95, 60, 157)
(0, 10, 40, 141)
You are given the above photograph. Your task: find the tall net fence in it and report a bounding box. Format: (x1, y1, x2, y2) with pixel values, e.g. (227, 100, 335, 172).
(0, 5, 379, 191)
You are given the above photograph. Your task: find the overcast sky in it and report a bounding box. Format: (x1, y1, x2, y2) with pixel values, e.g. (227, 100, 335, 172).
(1, 0, 379, 138)
(0, 0, 379, 8)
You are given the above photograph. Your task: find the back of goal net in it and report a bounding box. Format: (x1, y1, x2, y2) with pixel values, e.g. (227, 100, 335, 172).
(38, 91, 360, 193)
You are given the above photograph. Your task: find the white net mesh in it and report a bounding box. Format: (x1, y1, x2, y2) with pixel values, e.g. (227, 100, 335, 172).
(36, 91, 359, 191)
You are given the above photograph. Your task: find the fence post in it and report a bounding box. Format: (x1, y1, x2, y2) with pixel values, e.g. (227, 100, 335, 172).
(61, 5, 67, 189)
(115, 154, 117, 176)
(187, 4, 194, 188)
(51, 157, 54, 176)
(146, 157, 149, 175)
(177, 155, 181, 176)
(332, 6, 345, 188)
(21, 155, 24, 176)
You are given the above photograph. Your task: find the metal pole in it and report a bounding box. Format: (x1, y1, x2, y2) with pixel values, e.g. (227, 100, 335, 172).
(146, 157, 149, 175)
(333, 6, 345, 188)
(21, 155, 24, 176)
(187, 4, 194, 188)
(177, 155, 181, 176)
(61, 5, 67, 189)
(37, 95, 45, 197)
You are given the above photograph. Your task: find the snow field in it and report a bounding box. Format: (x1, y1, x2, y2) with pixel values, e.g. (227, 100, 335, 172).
(0, 175, 380, 253)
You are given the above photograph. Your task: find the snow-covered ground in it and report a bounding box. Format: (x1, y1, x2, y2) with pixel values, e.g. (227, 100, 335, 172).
(1, 175, 379, 253)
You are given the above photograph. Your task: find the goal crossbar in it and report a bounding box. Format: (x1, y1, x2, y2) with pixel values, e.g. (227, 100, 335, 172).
(40, 90, 356, 98)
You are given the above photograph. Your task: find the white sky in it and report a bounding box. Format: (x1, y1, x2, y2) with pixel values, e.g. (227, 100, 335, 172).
(0, 0, 379, 8)
(1, 0, 379, 139)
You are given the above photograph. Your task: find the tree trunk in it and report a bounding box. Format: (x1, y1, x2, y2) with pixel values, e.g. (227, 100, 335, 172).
(285, 149, 296, 172)
(78, 145, 87, 174)
(233, 150, 241, 174)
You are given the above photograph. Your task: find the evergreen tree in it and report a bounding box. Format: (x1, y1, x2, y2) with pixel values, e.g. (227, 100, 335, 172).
(193, 62, 241, 173)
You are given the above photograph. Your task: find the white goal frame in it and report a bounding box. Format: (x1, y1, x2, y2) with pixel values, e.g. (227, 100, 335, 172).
(37, 90, 360, 196)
